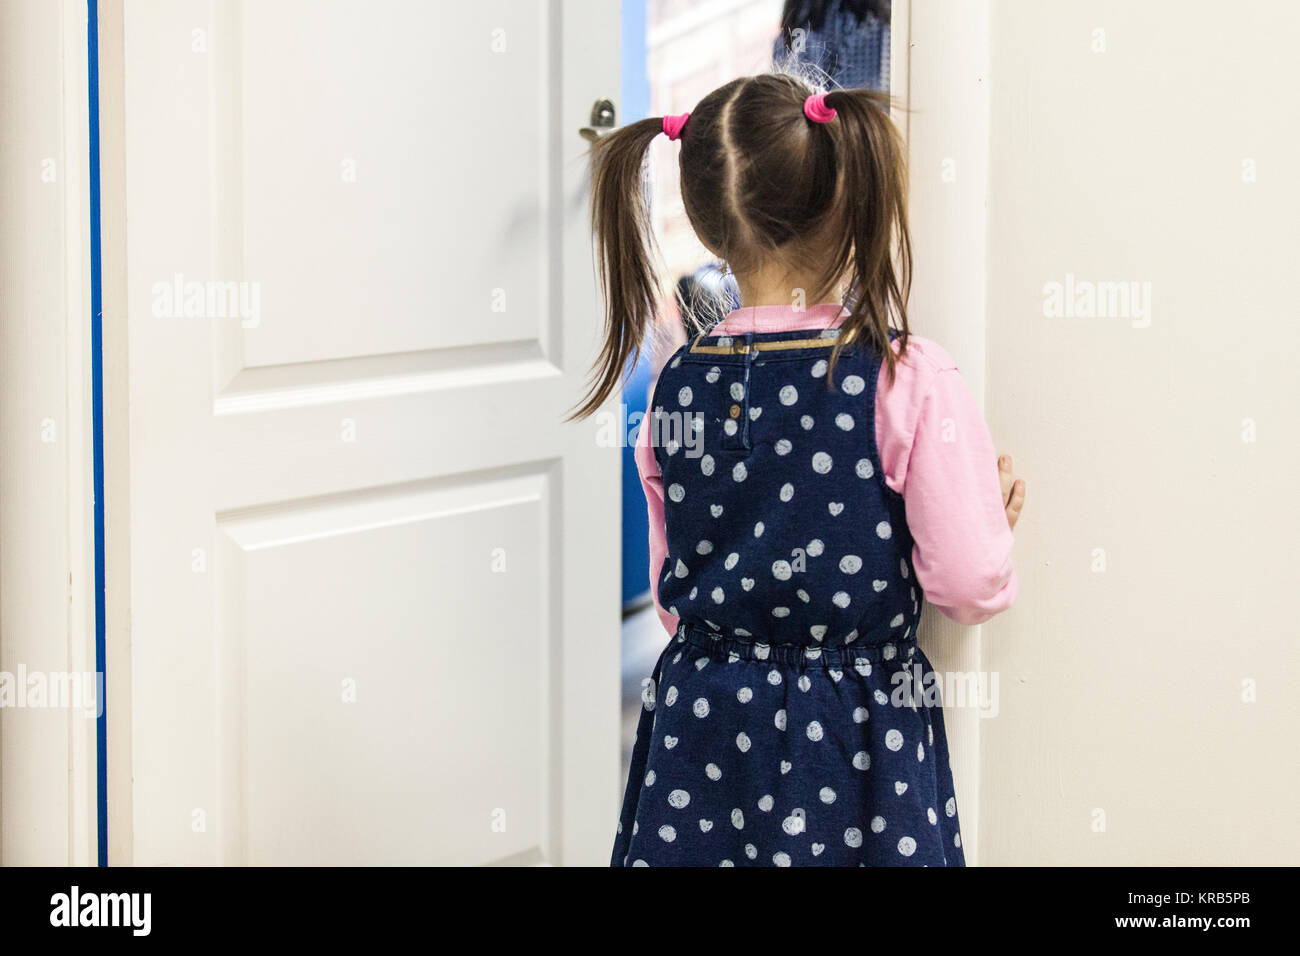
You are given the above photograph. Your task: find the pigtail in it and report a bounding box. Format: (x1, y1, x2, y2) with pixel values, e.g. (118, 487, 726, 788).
(819, 88, 911, 383)
(570, 117, 667, 421)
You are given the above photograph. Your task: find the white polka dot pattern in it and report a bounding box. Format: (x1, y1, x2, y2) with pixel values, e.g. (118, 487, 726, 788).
(613, 329, 962, 867)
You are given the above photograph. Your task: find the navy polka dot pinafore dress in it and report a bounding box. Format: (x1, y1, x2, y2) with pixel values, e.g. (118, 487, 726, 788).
(612, 326, 966, 867)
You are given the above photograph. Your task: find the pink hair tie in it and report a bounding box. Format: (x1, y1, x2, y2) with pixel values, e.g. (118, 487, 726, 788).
(662, 112, 690, 141)
(803, 93, 837, 123)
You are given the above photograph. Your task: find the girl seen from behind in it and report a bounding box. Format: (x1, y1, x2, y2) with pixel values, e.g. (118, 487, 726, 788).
(578, 73, 1025, 867)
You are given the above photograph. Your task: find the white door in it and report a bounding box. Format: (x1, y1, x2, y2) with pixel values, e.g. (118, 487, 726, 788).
(99, 0, 622, 865)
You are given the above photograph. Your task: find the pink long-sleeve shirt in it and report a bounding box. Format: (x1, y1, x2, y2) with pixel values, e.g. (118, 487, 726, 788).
(635, 303, 1017, 636)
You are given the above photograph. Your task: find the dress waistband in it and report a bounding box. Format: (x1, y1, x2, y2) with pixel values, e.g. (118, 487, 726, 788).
(678, 624, 917, 668)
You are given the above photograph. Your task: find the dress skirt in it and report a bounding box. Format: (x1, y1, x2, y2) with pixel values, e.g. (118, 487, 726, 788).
(611, 625, 966, 867)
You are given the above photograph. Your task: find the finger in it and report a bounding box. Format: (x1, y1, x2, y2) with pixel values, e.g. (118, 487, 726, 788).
(998, 454, 1014, 501)
(1005, 479, 1026, 530)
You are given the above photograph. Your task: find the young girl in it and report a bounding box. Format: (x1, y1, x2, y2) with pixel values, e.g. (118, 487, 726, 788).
(578, 74, 1025, 867)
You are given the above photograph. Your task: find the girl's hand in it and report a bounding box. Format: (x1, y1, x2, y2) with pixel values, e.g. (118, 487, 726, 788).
(998, 454, 1026, 530)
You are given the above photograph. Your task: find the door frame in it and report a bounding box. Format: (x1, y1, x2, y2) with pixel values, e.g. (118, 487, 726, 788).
(0, 0, 100, 867)
(893, 0, 995, 865)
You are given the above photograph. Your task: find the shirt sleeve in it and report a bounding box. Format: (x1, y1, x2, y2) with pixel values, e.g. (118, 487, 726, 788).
(635, 399, 680, 637)
(875, 338, 1018, 625)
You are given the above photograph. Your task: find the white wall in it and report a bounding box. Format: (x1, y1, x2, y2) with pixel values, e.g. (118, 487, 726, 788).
(906, 0, 1300, 866)
(0, 0, 98, 866)
(975, 0, 1300, 864)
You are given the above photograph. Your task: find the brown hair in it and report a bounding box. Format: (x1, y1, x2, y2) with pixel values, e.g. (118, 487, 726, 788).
(573, 72, 911, 419)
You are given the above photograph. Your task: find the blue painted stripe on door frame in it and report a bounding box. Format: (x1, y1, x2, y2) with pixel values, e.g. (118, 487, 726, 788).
(87, 0, 108, 867)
